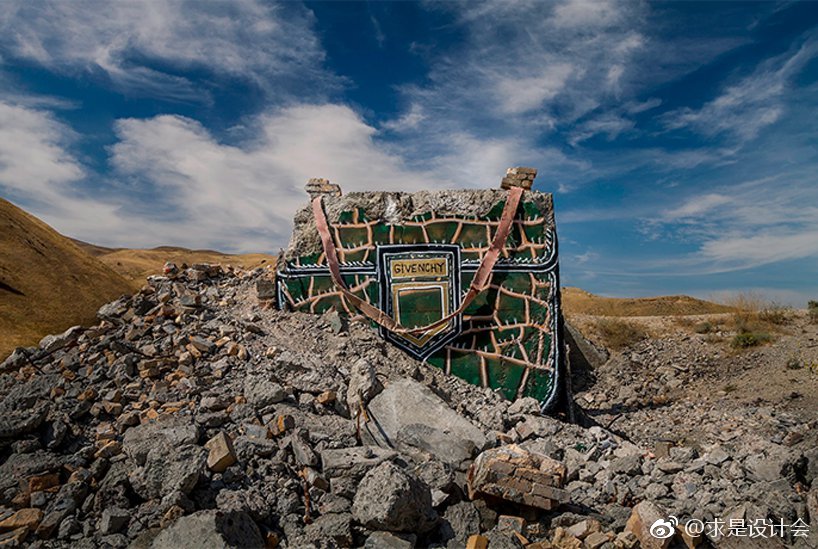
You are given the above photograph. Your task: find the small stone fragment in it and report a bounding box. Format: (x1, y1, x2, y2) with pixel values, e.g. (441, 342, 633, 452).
(0, 508, 43, 530)
(99, 507, 129, 535)
(205, 432, 237, 473)
(466, 534, 489, 549)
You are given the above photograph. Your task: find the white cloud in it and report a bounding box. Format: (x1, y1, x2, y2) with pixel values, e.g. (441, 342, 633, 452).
(568, 113, 634, 145)
(662, 193, 731, 219)
(0, 0, 331, 101)
(699, 230, 818, 268)
(662, 39, 818, 142)
(0, 101, 83, 198)
(494, 63, 575, 115)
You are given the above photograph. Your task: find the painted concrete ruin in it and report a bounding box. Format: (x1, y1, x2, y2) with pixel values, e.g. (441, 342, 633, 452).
(277, 168, 564, 411)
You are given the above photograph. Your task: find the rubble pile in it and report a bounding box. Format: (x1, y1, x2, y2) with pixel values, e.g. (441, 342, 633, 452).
(0, 264, 816, 548)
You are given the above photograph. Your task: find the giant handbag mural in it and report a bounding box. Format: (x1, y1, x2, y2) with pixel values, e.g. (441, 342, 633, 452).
(276, 168, 565, 412)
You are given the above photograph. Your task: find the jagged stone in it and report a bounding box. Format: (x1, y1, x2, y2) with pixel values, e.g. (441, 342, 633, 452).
(129, 444, 207, 500)
(362, 378, 487, 467)
(149, 510, 264, 548)
(352, 461, 436, 533)
(122, 419, 199, 466)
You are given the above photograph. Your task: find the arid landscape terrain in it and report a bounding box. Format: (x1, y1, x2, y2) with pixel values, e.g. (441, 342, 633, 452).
(1, 202, 817, 548)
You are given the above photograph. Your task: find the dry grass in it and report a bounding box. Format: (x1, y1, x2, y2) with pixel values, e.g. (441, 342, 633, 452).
(0, 198, 133, 359)
(81, 245, 276, 289)
(593, 318, 649, 350)
(562, 287, 732, 317)
(808, 300, 818, 324)
(718, 292, 792, 350)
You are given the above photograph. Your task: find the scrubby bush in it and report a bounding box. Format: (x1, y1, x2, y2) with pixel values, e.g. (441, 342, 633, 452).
(809, 300, 818, 323)
(731, 331, 771, 349)
(758, 303, 792, 326)
(594, 318, 648, 350)
(694, 321, 714, 334)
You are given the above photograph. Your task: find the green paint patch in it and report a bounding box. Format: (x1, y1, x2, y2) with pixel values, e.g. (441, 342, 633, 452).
(449, 350, 482, 386)
(486, 356, 526, 400)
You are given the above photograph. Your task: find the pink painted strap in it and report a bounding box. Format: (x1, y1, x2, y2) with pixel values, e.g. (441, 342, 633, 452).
(312, 186, 524, 335)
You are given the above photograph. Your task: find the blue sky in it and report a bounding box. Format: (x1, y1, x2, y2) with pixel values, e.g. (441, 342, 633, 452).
(1, 1, 817, 304)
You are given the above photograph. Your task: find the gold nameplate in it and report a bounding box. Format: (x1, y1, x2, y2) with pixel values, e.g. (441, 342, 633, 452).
(390, 258, 448, 279)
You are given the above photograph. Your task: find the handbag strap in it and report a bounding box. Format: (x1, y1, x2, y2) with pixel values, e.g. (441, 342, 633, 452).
(312, 186, 524, 335)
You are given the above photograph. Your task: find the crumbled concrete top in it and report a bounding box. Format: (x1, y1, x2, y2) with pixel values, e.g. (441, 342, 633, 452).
(286, 189, 555, 260)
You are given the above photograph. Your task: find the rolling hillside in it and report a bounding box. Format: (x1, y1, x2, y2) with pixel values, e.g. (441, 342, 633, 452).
(73, 241, 277, 289)
(561, 286, 732, 317)
(0, 198, 133, 359)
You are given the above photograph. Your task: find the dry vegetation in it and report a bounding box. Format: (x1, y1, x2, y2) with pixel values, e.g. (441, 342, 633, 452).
(0, 198, 133, 359)
(720, 292, 793, 349)
(561, 287, 733, 317)
(592, 318, 649, 350)
(75, 241, 277, 289)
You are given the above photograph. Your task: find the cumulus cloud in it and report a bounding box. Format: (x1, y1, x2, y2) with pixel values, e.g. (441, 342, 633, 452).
(1, 99, 597, 252)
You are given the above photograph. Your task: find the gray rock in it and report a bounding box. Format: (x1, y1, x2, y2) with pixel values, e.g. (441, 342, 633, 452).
(362, 378, 487, 467)
(39, 325, 83, 353)
(321, 445, 396, 498)
(346, 358, 383, 415)
(364, 531, 417, 548)
(609, 455, 642, 476)
(123, 419, 199, 466)
(744, 454, 782, 482)
(100, 507, 130, 535)
(303, 512, 353, 546)
(129, 444, 207, 500)
(352, 461, 436, 533)
(243, 376, 286, 409)
(704, 446, 730, 465)
(507, 397, 540, 417)
(440, 501, 480, 546)
(150, 510, 263, 548)
(484, 529, 526, 548)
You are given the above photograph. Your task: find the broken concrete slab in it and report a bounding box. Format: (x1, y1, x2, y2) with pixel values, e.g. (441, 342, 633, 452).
(129, 444, 207, 500)
(362, 378, 488, 467)
(467, 443, 568, 511)
(149, 510, 264, 549)
(321, 445, 397, 499)
(352, 461, 437, 533)
(122, 418, 199, 466)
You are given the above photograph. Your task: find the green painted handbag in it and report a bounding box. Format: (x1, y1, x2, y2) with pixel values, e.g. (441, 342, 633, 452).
(276, 170, 564, 411)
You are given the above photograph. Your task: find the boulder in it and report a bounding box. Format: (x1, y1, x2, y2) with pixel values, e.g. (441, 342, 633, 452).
(123, 419, 199, 465)
(303, 512, 353, 546)
(150, 510, 264, 548)
(352, 461, 436, 533)
(362, 378, 487, 467)
(243, 376, 286, 409)
(321, 445, 397, 498)
(129, 444, 207, 500)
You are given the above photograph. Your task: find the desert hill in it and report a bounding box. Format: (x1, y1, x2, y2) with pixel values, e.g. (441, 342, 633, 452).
(560, 286, 732, 317)
(0, 198, 133, 358)
(72, 240, 276, 290)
